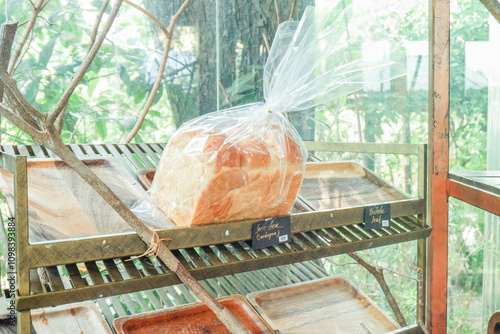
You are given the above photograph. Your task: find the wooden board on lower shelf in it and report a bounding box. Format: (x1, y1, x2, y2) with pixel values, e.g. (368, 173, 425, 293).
(31, 301, 112, 334)
(112, 295, 274, 334)
(246, 275, 400, 334)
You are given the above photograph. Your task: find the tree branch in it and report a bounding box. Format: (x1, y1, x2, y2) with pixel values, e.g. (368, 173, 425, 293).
(262, 32, 271, 54)
(0, 21, 19, 144)
(48, 0, 124, 125)
(0, 103, 45, 143)
(479, 0, 500, 25)
(218, 79, 234, 107)
(274, 0, 281, 24)
(327, 252, 408, 327)
(123, 0, 169, 39)
(1, 1, 252, 331)
(8, 0, 45, 75)
(0, 68, 46, 124)
(289, 0, 298, 20)
(124, 0, 192, 143)
(0, 69, 42, 131)
(88, 0, 110, 53)
(0, 21, 18, 103)
(55, 104, 67, 135)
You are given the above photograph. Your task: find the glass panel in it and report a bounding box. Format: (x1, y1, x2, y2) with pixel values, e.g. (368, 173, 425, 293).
(448, 198, 500, 332)
(483, 12, 500, 326)
(449, 1, 500, 332)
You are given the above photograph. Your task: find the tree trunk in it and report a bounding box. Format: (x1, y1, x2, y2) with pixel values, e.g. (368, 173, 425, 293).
(144, 0, 313, 129)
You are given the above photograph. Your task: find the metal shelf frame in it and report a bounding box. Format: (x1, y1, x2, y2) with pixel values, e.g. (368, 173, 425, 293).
(0, 141, 428, 333)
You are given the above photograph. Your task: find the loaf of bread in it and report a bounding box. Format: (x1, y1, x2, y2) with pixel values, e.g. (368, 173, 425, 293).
(149, 105, 307, 226)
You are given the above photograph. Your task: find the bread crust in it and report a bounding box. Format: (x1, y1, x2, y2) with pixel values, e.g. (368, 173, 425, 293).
(150, 110, 306, 226)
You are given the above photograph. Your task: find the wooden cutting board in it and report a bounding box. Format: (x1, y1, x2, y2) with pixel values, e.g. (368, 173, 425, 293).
(246, 275, 400, 334)
(0, 158, 170, 242)
(113, 295, 275, 334)
(31, 301, 112, 334)
(296, 162, 408, 211)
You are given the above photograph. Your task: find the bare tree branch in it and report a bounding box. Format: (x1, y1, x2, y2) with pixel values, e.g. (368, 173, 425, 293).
(218, 79, 233, 107)
(0, 68, 46, 124)
(0, 69, 42, 131)
(8, 0, 45, 75)
(55, 104, 67, 135)
(262, 32, 271, 54)
(0, 103, 45, 143)
(48, 0, 124, 125)
(0, 21, 18, 145)
(479, 0, 500, 25)
(58, 0, 108, 132)
(124, 0, 169, 38)
(274, 0, 281, 24)
(0, 21, 18, 103)
(124, 0, 192, 143)
(289, 0, 298, 20)
(88, 0, 110, 53)
(327, 252, 408, 327)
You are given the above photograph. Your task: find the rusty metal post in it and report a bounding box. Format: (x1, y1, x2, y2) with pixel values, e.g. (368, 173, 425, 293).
(428, 0, 450, 332)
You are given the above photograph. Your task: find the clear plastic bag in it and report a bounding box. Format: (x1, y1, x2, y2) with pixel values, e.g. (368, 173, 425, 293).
(146, 4, 405, 226)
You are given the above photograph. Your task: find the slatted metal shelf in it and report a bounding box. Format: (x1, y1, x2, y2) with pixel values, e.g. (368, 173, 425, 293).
(0, 142, 428, 333)
(17, 214, 429, 311)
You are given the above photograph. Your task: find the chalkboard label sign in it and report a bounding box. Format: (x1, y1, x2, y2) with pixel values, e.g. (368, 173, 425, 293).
(364, 204, 391, 230)
(252, 216, 291, 250)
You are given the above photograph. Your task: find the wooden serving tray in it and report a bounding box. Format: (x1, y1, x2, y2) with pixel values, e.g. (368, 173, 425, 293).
(137, 161, 408, 212)
(246, 275, 400, 334)
(31, 301, 112, 334)
(112, 295, 275, 334)
(0, 158, 169, 242)
(297, 162, 408, 211)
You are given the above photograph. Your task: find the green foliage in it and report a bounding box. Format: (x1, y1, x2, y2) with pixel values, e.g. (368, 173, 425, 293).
(1, 0, 176, 144)
(223, 65, 264, 107)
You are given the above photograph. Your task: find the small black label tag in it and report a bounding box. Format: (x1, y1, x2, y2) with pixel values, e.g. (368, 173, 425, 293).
(252, 216, 291, 250)
(364, 204, 391, 230)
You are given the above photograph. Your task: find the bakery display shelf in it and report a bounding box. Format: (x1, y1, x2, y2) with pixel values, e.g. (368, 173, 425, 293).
(17, 213, 429, 311)
(0, 141, 428, 333)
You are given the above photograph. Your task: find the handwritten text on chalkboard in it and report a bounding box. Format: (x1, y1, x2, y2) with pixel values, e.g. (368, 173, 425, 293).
(252, 216, 291, 249)
(364, 204, 391, 230)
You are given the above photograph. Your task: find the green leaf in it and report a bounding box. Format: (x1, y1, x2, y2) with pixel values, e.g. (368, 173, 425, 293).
(96, 118, 107, 139)
(231, 71, 256, 88)
(305, 115, 332, 130)
(117, 62, 131, 86)
(148, 110, 161, 117)
(151, 83, 164, 106)
(38, 38, 57, 68)
(122, 117, 137, 131)
(23, 77, 42, 103)
(87, 79, 98, 98)
(143, 118, 158, 131)
(134, 90, 147, 104)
